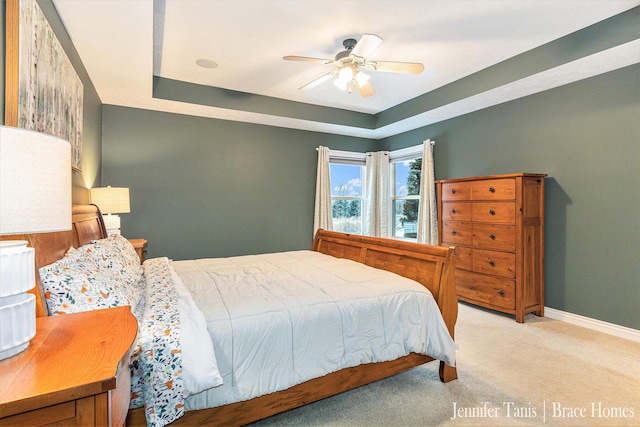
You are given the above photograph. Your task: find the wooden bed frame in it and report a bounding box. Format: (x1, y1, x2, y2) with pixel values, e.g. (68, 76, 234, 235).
(10, 205, 458, 426)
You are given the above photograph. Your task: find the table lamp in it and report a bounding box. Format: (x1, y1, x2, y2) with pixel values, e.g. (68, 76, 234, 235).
(89, 186, 130, 236)
(0, 125, 71, 360)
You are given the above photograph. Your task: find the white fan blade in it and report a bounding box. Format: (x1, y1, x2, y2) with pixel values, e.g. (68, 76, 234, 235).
(299, 71, 337, 91)
(351, 34, 382, 59)
(371, 61, 424, 74)
(283, 55, 332, 64)
(356, 80, 375, 97)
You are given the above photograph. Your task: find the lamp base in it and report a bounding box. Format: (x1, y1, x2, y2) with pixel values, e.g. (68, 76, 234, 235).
(0, 341, 29, 360)
(0, 293, 36, 361)
(0, 240, 35, 296)
(102, 214, 122, 236)
(0, 240, 37, 361)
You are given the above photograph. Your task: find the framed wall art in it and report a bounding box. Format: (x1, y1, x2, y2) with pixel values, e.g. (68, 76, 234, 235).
(4, 0, 84, 172)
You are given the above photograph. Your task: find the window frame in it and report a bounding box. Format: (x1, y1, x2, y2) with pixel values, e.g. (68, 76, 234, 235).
(326, 144, 424, 239)
(328, 150, 367, 235)
(389, 144, 424, 241)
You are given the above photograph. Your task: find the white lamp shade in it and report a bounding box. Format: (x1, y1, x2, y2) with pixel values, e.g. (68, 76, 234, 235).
(90, 186, 130, 214)
(0, 126, 72, 234)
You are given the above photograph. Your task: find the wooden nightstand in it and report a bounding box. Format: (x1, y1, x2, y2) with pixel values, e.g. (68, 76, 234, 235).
(0, 307, 138, 427)
(128, 238, 148, 263)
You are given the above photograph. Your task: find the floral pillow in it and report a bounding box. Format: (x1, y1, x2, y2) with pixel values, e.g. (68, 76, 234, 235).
(72, 235, 144, 308)
(39, 255, 130, 315)
(84, 235, 142, 283)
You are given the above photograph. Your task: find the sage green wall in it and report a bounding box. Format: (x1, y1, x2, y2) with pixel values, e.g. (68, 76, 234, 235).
(0, 1, 103, 200)
(101, 105, 377, 261)
(381, 65, 640, 330)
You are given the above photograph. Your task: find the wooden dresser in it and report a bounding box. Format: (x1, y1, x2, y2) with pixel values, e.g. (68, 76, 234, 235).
(436, 173, 546, 323)
(0, 307, 137, 426)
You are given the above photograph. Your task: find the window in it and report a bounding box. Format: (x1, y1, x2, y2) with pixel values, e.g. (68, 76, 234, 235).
(330, 163, 364, 234)
(327, 145, 423, 239)
(390, 157, 422, 239)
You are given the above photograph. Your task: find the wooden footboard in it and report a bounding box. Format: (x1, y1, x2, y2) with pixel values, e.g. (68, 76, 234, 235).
(313, 230, 458, 338)
(312, 229, 458, 383)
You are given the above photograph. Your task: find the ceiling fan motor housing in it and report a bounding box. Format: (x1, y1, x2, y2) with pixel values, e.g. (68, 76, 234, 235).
(335, 39, 357, 61)
(335, 50, 350, 61)
(343, 38, 357, 49)
(335, 38, 358, 61)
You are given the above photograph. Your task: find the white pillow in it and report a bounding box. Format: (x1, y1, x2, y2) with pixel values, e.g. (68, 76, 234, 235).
(170, 265, 223, 396)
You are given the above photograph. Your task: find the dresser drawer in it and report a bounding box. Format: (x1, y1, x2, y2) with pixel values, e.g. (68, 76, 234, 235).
(472, 224, 516, 251)
(442, 221, 472, 246)
(453, 246, 472, 271)
(472, 202, 515, 224)
(0, 401, 75, 426)
(441, 202, 472, 222)
(470, 178, 515, 201)
(441, 182, 471, 201)
(472, 248, 516, 278)
(456, 270, 515, 310)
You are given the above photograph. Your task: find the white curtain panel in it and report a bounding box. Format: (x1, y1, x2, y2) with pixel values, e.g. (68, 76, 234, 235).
(313, 146, 333, 236)
(364, 151, 390, 237)
(417, 140, 438, 244)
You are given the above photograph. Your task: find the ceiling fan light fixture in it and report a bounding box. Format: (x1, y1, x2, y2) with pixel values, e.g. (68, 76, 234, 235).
(337, 67, 354, 83)
(333, 78, 348, 91)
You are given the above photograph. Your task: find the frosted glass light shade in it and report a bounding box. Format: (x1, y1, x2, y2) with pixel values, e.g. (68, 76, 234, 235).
(338, 66, 354, 83)
(90, 186, 130, 214)
(0, 126, 72, 234)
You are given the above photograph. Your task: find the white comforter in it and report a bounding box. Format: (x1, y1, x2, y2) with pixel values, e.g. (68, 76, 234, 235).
(171, 250, 456, 410)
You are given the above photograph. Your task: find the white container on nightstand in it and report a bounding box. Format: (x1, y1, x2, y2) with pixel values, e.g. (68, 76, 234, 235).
(0, 240, 37, 360)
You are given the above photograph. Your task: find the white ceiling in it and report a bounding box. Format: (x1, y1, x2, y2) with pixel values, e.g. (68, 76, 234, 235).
(52, 0, 639, 139)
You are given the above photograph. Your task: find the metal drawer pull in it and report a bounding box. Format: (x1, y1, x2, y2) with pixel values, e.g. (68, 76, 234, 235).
(498, 290, 504, 296)
(489, 209, 495, 215)
(489, 233, 495, 239)
(451, 208, 456, 214)
(489, 187, 495, 193)
(451, 188, 456, 194)
(451, 230, 457, 235)
(488, 259, 495, 266)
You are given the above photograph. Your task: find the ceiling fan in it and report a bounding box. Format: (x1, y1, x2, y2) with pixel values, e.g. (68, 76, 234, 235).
(283, 34, 424, 97)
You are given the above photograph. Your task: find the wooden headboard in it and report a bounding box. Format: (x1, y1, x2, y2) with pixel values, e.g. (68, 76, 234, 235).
(0, 205, 107, 317)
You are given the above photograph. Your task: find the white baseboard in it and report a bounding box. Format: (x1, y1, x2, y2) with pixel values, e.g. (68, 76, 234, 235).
(545, 307, 640, 343)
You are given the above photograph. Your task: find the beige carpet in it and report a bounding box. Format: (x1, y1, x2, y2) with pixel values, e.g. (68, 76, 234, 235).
(250, 303, 640, 426)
